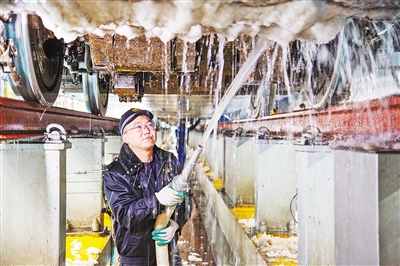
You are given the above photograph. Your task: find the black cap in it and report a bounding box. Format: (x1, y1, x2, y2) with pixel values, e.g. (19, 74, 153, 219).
(119, 108, 154, 135)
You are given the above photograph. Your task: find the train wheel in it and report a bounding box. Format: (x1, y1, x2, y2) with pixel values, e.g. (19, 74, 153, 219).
(4, 13, 64, 107)
(82, 72, 110, 116)
(81, 44, 109, 116)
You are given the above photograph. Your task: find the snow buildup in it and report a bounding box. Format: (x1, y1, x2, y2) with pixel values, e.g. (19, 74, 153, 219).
(237, 216, 298, 261)
(2, 0, 400, 44)
(251, 233, 298, 260)
(238, 217, 256, 229)
(187, 252, 203, 262)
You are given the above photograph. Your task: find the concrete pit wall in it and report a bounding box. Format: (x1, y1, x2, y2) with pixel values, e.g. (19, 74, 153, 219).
(224, 136, 256, 205)
(189, 131, 400, 266)
(255, 139, 297, 232)
(66, 137, 106, 229)
(0, 134, 123, 265)
(104, 135, 123, 165)
(0, 140, 71, 265)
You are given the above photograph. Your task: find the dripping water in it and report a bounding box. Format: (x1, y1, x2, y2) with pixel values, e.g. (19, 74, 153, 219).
(200, 37, 270, 146)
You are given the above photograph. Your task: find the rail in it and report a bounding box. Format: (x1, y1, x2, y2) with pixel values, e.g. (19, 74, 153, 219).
(218, 94, 400, 151)
(0, 96, 120, 140)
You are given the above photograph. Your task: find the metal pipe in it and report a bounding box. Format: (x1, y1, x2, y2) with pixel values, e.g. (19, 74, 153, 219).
(154, 144, 203, 265)
(171, 144, 203, 192)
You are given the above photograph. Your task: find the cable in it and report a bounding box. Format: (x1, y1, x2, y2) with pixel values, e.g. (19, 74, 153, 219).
(289, 192, 298, 224)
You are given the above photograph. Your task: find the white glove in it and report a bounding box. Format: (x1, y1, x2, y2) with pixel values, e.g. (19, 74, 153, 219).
(155, 184, 183, 206)
(152, 219, 179, 246)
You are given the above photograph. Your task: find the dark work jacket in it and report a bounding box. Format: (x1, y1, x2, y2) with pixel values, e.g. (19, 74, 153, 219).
(104, 143, 191, 265)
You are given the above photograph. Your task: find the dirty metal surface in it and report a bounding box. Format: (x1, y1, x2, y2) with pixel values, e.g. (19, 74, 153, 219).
(0, 96, 120, 140)
(219, 95, 400, 140)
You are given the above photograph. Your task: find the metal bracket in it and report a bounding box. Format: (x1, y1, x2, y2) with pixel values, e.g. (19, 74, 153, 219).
(45, 123, 67, 142)
(220, 128, 232, 136)
(253, 126, 270, 143)
(256, 126, 269, 139)
(233, 127, 246, 139)
(300, 125, 327, 145)
(91, 125, 105, 137)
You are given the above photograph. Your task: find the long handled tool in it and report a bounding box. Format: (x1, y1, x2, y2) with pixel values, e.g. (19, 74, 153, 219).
(154, 145, 203, 265)
(154, 36, 269, 265)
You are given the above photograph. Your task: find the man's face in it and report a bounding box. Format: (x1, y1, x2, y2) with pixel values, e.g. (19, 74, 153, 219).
(122, 115, 157, 151)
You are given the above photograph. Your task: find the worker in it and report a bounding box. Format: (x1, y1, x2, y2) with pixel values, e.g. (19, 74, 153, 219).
(176, 118, 201, 166)
(104, 108, 190, 266)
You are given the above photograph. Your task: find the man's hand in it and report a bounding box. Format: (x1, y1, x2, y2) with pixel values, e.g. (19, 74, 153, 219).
(151, 219, 179, 246)
(155, 183, 185, 206)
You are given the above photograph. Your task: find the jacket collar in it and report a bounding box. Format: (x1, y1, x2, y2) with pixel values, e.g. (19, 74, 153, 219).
(118, 143, 163, 176)
(119, 143, 143, 175)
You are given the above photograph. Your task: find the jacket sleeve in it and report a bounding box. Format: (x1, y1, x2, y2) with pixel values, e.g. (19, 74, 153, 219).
(104, 166, 159, 234)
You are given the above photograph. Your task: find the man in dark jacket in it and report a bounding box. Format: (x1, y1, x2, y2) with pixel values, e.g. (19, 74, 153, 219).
(104, 108, 190, 265)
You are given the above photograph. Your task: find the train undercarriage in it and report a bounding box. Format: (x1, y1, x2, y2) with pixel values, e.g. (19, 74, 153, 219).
(1, 4, 400, 266)
(1, 12, 400, 126)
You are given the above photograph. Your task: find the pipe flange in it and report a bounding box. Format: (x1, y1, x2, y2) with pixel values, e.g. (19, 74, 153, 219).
(171, 176, 190, 192)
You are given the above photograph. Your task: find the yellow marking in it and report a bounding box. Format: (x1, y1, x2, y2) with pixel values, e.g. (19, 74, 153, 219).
(66, 214, 112, 264)
(213, 178, 223, 190)
(230, 205, 255, 220)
